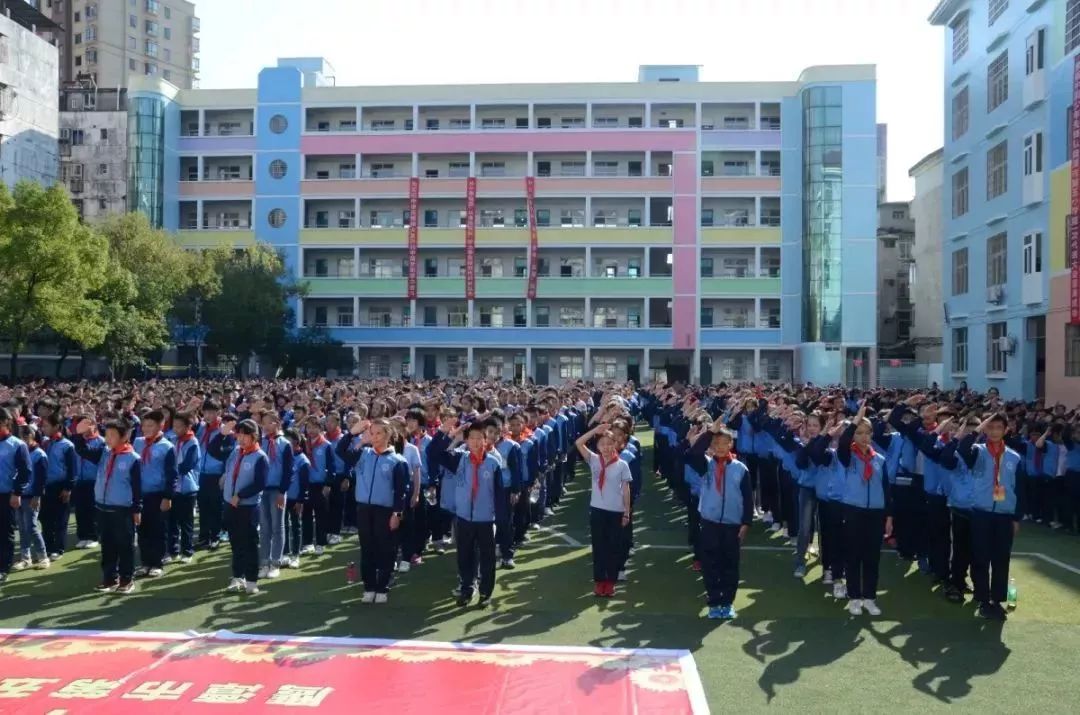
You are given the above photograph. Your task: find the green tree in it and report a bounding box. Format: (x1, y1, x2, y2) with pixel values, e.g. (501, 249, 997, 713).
(279, 326, 355, 377)
(0, 181, 108, 378)
(90, 213, 211, 377)
(200, 245, 305, 375)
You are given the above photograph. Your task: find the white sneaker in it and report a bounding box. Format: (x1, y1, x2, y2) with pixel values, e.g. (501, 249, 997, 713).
(283, 557, 298, 569)
(833, 582, 848, 600)
(300, 545, 315, 555)
(361, 591, 376, 603)
(11, 559, 30, 571)
(267, 566, 281, 579)
(763, 511, 775, 525)
(85, 541, 100, 549)
(374, 593, 388, 604)
(258, 566, 270, 579)
(398, 560, 410, 573)
(769, 523, 783, 533)
(147, 568, 164, 578)
(847, 598, 863, 615)
(863, 599, 882, 616)
(822, 569, 834, 586)
(34, 558, 51, 570)
(544, 507, 555, 517)
(314, 546, 325, 556)
(75, 540, 88, 549)
(179, 556, 193, 564)
(617, 570, 627, 582)
(808, 544, 819, 557)
(327, 534, 342, 545)
(440, 536, 453, 547)
(226, 577, 244, 592)
(245, 581, 260, 595)
(162, 555, 174, 564)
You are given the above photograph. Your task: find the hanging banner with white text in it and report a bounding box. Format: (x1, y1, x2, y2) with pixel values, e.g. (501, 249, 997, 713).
(407, 177, 420, 300)
(465, 177, 477, 300)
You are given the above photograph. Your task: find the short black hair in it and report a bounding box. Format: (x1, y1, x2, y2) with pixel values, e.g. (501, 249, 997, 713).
(142, 409, 165, 425)
(405, 408, 426, 427)
(236, 419, 260, 438)
(986, 412, 1008, 427)
(104, 417, 133, 441)
(465, 422, 487, 439)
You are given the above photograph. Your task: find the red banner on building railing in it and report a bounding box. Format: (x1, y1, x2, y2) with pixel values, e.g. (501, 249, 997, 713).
(526, 176, 538, 299)
(465, 177, 477, 300)
(407, 177, 420, 300)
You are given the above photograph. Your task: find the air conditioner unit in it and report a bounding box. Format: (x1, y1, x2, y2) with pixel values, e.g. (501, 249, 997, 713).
(987, 285, 1005, 304)
(997, 336, 1017, 354)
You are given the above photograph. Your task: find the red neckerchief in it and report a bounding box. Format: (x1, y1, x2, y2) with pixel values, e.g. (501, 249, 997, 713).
(326, 427, 342, 442)
(104, 444, 135, 496)
(200, 420, 220, 447)
(713, 452, 734, 494)
(852, 443, 877, 482)
(987, 440, 1005, 490)
(307, 434, 326, 459)
(265, 433, 278, 461)
(175, 430, 193, 457)
(141, 433, 161, 464)
(0, 429, 10, 440)
(427, 420, 442, 437)
(469, 451, 485, 502)
(597, 454, 619, 491)
(232, 444, 259, 491)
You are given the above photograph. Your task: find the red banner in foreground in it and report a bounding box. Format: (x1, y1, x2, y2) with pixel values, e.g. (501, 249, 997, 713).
(526, 176, 538, 299)
(465, 177, 477, 300)
(0, 629, 704, 714)
(407, 177, 420, 300)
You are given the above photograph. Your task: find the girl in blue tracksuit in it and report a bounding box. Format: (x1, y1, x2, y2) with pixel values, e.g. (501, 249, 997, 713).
(302, 417, 334, 554)
(958, 413, 1025, 621)
(132, 410, 179, 577)
(211, 418, 268, 594)
(38, 414, 77, 560)
(167, 412, 201, 563)
(14, 424, 48, 570)
(74, 417, 142, 594)
(769, 412, 830, 579)
(283, 429, 311, 569)
(336, 418, 410, 604)
(811, 402, 892, 616)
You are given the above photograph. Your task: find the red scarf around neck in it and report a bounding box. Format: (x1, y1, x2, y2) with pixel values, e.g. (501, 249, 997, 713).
(469, 451, 485, 502)
(987, 440, 1005, 489)
(175, 431, 193, 456)
(852, 443, 877, 482)
(326, 427, 342, 442)
(141, 433, 161, 464)
(265, 433, 278, 461)
(200, 420, 220, 446)
(104, 444, 135, 495)
(232, 444, 259, 491)
(597, 454, 619, 491)
(307, 434, 326, 459)
(714, 452, 734, 494)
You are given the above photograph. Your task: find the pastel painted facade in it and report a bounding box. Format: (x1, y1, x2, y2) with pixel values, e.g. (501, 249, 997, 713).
(127, 60, 877, 383)
(931, 0, 1061, 399)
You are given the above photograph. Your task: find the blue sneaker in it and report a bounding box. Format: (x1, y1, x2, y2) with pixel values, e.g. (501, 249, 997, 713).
(707, 606, 725, 619)
(917, 558, 931, 574)
(720, 605, 737, 620)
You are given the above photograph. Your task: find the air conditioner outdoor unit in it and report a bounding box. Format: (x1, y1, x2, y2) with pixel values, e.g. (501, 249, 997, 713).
(987, 285, 1005, 303)
(997, 336, 1017, 354)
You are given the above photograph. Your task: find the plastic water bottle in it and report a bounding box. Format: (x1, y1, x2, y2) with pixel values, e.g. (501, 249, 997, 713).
(1006, 578, 1018, 610)
(346, 561, 357, 585)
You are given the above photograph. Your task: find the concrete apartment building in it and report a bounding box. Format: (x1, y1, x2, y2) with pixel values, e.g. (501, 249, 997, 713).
(931, 0, 1055, 399)
(124, 59, 878, 384)
(909, 147, 945, 366)
(877, 201, 915, 358)
(58, 84, 126, 219)
(0, 2, 59, 187)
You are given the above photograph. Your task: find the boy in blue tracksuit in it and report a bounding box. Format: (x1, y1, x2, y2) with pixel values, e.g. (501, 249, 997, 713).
(213, 419, 268, 594)
(74, 417, 141, 594)
(14, 424, 48, 570)
(428, 420, 508, 608)
(958, 413, 1025, 621)
(283, 428, 311, 569)
(132, 410, 179, 577)
(167, 412, 201, 563)
(324, 414, 348, 545)
(336, 418, 410, 604)
(301, 418, 334, 555)
(684, 424, 752, 620)
(196, 401, 226, 549)
(259, 413, 294, 579)
(487, 417, 523, 569)
(69, 414, 104, 549)
(402, 410, 431, 566)
(507, 412, 538, 547)
(38, 414, 77, 560)
(918, 417, 975, 603)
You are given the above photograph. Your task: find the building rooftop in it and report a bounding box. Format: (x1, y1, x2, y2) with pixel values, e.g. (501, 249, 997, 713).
(2, 0, 61, 32)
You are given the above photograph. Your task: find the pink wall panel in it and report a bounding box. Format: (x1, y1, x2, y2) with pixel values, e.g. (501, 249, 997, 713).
(701, 176, 781, 193)
(178, 181, 254, 198)
(673, 160, 698, 195)
(672, 246, 698, 291)
(672, 196, 697, 245)
(671, 297, 697, 350)
(302, 129, 696, 156)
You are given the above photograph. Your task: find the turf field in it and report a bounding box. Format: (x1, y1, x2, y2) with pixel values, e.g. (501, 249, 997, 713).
(2, 430, 1079, 711)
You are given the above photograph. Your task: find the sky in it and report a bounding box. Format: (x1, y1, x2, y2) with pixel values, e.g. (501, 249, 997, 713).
(196, 0, 943, 201)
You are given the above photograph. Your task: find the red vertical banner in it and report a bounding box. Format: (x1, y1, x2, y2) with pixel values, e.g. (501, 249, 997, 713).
(465, 177, 477, 300)
(1072, 56, 1080, 323)
(526, 176, 538, 299)
(407, 177, 420, 300)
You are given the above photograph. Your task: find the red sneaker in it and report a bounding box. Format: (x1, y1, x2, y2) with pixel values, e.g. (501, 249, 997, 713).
(603, 581, 616, 598)
(692, 560, 702, 572)
(593, 582, 605, 597)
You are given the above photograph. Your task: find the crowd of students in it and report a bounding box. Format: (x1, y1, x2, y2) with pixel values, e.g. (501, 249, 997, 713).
(0, 378, 1075, 621)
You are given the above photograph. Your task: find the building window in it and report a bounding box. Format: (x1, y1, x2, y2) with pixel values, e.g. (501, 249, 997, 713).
(986, 141, 1007, 199)
(1023, 232, 1043, 274)
(446, 355, 465, 377)
(129, 14, 136, 28)
(1067, 324, 1080, 376)
(164, 48, 171, 62)
(953, 327, 968, 373)
(163, 70, 171, 81)
(367, 355, 391, 378)
(1026, 28, 1045, 75)
(145, 63, 157, 76)
(987, 51, 1009, 112)
(128, 58, 136, 70)
(593, 356, 618, 379)
(146, 20, 159, 36)
(952, 247, 969, 295)
(1023, 132, 1043, 176)
(952, 86, 969, 140)
(951, 13, 969, 62)
(1068, 0, 1080, 54)
(128, 35, 136, 49)
(987, 232, 1007, 287)
(145, 40, 158, 57)
(988, 321, 1008, 373)
(74, 33, 82, 44)
(269, 159, 287, 179)
(952, 167, 969, 217)
(164, 27, 171, 40)
(165, 6, 171, 19)
(559, 355, 584, 379)
(268, 208, 287, 228)
(988, 0, 1008, 25)
(85, 25, 96, 41)
(269, 115, 288, 133)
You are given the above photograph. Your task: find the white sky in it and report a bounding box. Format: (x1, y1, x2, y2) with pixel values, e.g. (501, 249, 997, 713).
(196, 0, 943, 201)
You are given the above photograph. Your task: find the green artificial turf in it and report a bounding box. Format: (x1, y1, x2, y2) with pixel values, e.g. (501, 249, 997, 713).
(2, 430, 1079, 711)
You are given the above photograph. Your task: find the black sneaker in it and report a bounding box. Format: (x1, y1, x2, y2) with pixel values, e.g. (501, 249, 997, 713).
(477, 595, 492, 609)
(944, 586, 964, 604)
(978, 602, 1004, 620)
(94, 580, 119, 593)
(116, 578, 136, 594)
(993, 603, 1009, 621)
(457, 592, 473, 607)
